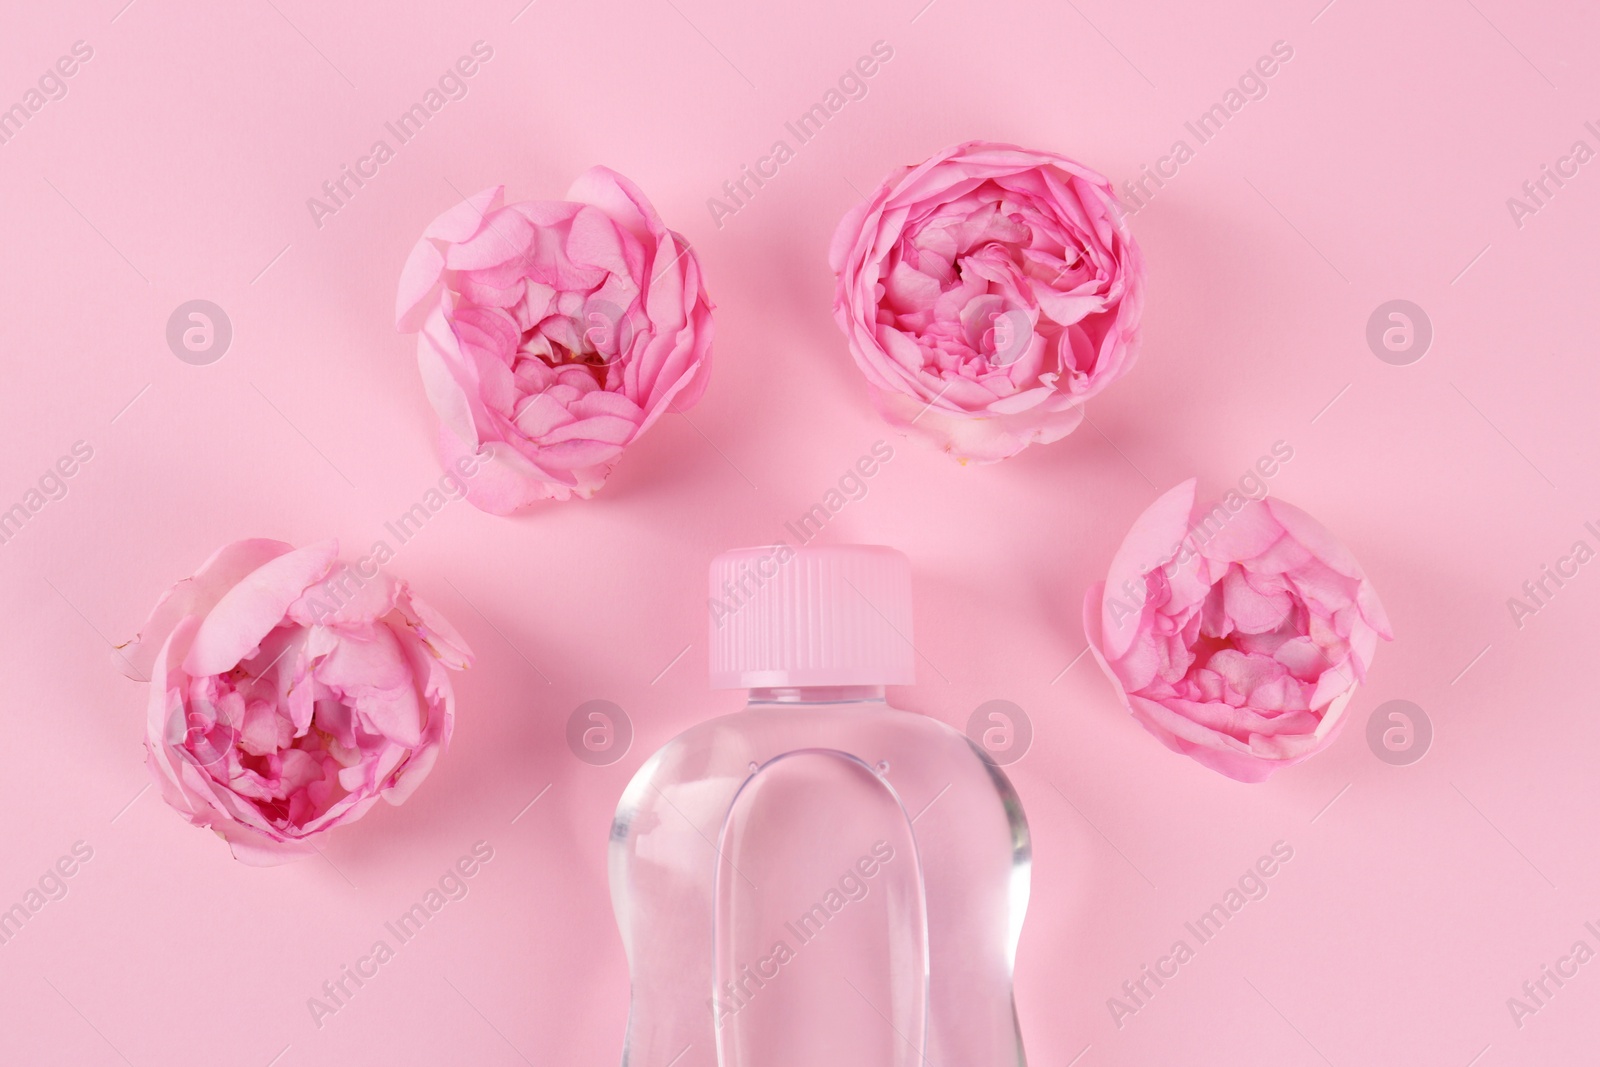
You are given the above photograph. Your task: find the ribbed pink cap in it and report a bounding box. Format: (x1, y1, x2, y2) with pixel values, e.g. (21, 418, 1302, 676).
(708, 544, 914, 689)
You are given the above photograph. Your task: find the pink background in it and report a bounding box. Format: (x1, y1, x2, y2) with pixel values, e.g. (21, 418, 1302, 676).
(1, 0, 1596, 1063)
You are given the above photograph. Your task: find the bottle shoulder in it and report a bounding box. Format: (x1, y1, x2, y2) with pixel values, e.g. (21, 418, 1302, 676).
(613, 701, 1022, 831)
(633, 702, 987, 770)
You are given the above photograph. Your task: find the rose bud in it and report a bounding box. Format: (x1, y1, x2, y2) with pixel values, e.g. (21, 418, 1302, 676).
(114, 539, 472, 864)
(829, 140, 1145, 463)
(396, 169, 714, 512)
(1083, 480, 1392, 782)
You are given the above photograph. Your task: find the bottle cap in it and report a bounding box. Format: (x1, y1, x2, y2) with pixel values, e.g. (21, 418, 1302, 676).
(708, 544, 915, 689)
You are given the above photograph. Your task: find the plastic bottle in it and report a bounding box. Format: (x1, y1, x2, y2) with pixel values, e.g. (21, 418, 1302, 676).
(610, 544, 1031, 1067)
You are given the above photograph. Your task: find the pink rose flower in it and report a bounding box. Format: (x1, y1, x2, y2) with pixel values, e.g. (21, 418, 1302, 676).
(115, 539, 472, 864)
(829, 140, 1145, 463)
(1083, 480, 1392, 783)
(395, 168, 714, 512)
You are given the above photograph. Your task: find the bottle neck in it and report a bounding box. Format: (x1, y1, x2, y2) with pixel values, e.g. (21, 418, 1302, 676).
(746, 685, 886, 706)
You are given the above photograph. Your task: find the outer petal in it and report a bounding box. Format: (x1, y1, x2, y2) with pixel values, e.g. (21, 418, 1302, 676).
(394, 582, 474, 671)
(439, 425, 582, 512)
(567, 165, 657, 245)
(183, 541, 340, 677)
(395, 239, 447, 333)
(869, 388, 1085, 465)
(425, 185, 505, 242)
(1100, 481, 1196, 661)
(115, 540, 295, 681)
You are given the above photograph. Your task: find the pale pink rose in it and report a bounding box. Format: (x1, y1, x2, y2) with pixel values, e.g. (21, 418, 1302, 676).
(829, 140, 1145, 463)
(115, 539, 472, 864)
(1083, 480, 1392, 783)
(395, 168, 714, 512)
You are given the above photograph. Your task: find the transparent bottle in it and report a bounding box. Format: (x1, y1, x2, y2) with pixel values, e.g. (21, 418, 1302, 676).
(610, 545, 1031, 1067)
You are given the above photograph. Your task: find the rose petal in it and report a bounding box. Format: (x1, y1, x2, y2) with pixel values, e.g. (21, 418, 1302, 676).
(183, 541, 340, 677)
(115, 539, 295, 681)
